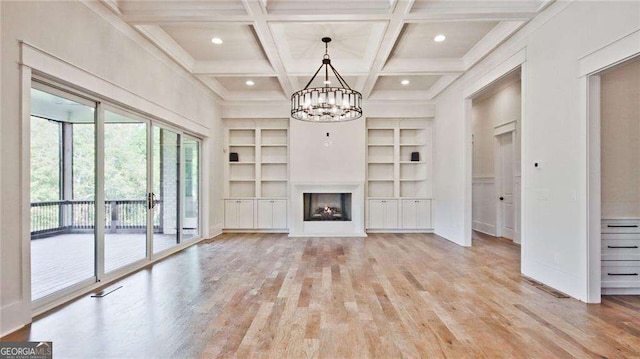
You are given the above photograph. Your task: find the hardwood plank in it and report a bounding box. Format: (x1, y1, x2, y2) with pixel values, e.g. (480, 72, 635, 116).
(3, 232, 640, 358)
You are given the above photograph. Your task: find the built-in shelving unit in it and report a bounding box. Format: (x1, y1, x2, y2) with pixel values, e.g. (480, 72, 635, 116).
(224, 119, 289, 231)
(366, 118, 433, 231)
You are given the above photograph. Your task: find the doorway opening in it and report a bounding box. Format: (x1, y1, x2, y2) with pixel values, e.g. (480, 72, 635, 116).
(590, 56, 640, 298)
(471, 68, 522, 246)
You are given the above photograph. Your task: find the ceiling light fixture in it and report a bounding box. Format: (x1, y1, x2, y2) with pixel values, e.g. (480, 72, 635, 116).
(211, 37, 223, 44)
(245, 80, 255, 86)
(401, 79, 410, 86)
(434, 34, 446, 42)
(291, 37, 362, 122)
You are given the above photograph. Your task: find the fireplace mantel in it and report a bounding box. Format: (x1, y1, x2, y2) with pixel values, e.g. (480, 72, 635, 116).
(289, 182, 366, 237)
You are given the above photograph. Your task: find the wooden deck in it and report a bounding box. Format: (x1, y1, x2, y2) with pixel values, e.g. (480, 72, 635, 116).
(31, 233, 178, 300)
(7, 232, 640, 358)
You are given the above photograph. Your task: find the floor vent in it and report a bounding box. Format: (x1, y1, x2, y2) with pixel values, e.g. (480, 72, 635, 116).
(523, 277, 570, 298)
(91, 285, 123, 298)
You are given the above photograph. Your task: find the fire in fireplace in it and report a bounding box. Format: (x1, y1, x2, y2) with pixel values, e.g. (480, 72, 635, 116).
(303, 193, 352, 221)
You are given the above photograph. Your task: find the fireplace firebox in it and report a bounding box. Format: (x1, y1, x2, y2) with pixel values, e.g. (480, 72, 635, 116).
(303, 193, 352, 221)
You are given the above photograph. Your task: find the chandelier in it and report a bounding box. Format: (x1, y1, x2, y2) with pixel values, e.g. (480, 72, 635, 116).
(291, 37, 363, 122)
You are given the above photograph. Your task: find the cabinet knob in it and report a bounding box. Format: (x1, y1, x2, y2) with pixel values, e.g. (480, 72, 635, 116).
(499, 197, 504, 201)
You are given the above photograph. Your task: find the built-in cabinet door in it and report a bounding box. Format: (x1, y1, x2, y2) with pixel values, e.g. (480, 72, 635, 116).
(415, 200, 431, 229)
(237, 200, 255, 229)
(368, 200, 398, 229)
(401, 199, 432, 229)
(272, 200, 287, 229)
(385, 200, 399, 229)
(224, 200, 239, 228)
(402, 200, 418, 229)
(257, 200, 273, 228)
(368, 200, 386, 229)
(224, 199, 254, 229)
(257, 199, 287, 229)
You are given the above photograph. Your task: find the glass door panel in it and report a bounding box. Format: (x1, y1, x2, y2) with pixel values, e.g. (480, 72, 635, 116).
(104, 110, 149, 272)
(153, 126, 180, 253)
(30, 86, 97, 300)
(182, 136, 200, 240)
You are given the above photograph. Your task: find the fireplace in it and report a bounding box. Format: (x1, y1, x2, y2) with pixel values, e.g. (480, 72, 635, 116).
(290, 182, 365, 237)
(303, 193, 352, 221)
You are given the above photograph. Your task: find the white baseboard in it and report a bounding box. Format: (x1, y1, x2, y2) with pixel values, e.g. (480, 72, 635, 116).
(223, 229, 289, 234)
(0, 301, 30, 338)
(602, 287, 640, 295)
(208, 224, 224, 238)
(288, 232, 368, 238)
(366, 229, 434, 234)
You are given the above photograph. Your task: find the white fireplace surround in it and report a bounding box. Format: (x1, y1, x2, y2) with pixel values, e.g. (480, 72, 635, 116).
(290, 182, 366, 237)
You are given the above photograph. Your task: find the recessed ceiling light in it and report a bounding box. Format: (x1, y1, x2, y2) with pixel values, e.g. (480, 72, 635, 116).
(401, 79, 410, 86)
(434, 34, 446, 42)
(245, 80, 255, 86)
(211, 37, 223, 45)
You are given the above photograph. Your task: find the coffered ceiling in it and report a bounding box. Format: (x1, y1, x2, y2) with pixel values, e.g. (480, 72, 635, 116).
(106, 0, 552, 103)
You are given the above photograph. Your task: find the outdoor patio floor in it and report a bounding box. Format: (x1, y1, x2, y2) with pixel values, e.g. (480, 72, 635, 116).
(31, 233, 183, 300)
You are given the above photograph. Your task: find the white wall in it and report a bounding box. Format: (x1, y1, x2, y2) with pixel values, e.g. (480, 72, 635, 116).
(434, 1, 640, 300)
(290, 118, 366, 182)
(1, 1, 222, 335)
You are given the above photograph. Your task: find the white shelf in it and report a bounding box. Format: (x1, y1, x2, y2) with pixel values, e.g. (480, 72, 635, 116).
(226, 123, 289, 201)
(366, 118, 432, 199)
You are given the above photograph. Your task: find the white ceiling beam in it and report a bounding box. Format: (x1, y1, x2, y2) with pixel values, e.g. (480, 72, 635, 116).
(462, 21, 525, 68)
(368, 90, 432, 101)
(100, 0, 122, 16)
(192, 60, 275, 76)
(241, 0, 294, 96)
(404, 11, 537, 22)
(224, 91, 287, 102)
(423, 74, 460, 100)
(196, 76, 231, 101)
(122, 13, 251, 25)
(361, 0, 416, 99)
(135, 25, 195, 72)
(381, 58, 466, 74)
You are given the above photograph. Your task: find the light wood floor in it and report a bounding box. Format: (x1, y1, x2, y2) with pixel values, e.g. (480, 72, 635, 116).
(4, 232, 640, 358)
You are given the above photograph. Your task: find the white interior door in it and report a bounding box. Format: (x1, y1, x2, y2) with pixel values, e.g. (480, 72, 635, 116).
(498, 132, 515, 239)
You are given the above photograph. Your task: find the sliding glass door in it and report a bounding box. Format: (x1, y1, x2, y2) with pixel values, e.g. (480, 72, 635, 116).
(104, 109, 149, 273)
(30, 80, 203, 305)
(183, 135, 200, 240)
(30, 85, 97, 300)
(152, 126, 181, 253)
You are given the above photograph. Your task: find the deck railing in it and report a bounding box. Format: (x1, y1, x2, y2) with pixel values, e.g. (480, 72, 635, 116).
(31, 199, 163, 238)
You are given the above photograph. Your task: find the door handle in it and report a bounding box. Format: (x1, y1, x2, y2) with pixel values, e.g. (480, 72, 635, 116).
(607, 246, 638, 249)
(499, 197, 504, 201)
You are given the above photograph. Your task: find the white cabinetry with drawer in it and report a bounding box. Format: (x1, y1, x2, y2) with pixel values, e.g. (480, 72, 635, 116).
(601, 219, 640, 294)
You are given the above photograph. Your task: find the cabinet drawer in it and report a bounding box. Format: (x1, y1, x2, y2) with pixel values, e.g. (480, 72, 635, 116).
(602, 239, 640, 261)
(601, 262, 640, 288)
(601, 219, 640, 234)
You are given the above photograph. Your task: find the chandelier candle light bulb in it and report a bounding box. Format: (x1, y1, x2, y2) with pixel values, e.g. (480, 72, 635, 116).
(291, 37, 363, 122)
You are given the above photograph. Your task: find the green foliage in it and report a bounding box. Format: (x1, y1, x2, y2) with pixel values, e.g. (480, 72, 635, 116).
(30, 117, 60, 202)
